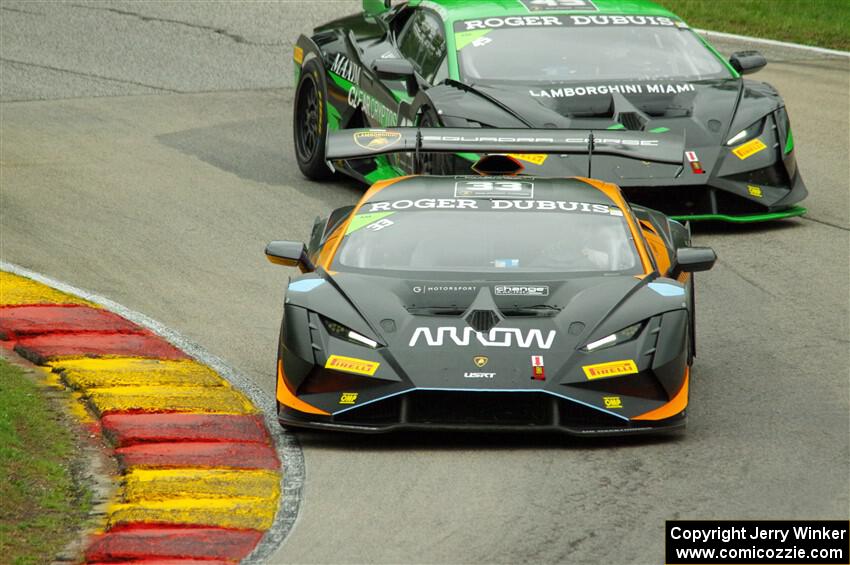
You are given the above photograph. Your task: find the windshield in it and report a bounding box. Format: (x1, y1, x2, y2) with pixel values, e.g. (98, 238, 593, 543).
(333, 197, 642, 275)
(454, 15, 731, 83)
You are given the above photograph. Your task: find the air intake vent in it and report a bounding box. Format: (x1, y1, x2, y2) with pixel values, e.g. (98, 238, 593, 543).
(617, 111, 646, 131)
(465, 309, 500, 333)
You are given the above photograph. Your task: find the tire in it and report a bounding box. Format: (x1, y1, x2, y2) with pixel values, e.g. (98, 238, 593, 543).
(293, 59, 333, 180)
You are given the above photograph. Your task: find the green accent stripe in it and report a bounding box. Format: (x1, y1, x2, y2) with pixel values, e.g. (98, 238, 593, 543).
(670, 206, 807, 223)
(328, 71, 353, 91)
(784, 127, 795, 154)
(457, 152, 479, 162)
(649, 126, 670, 133)
(607, 123, 626, 130)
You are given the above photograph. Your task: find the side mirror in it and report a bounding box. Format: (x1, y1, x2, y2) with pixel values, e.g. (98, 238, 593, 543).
(265, 241, 315, 272)
(363, 0, 390, 16)
(372, 58, 419, 96)
(729, 50, 767, 75)
(674, 247, 717, 274)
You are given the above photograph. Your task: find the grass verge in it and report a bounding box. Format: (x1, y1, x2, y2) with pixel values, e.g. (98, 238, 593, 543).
(660, 0, 850, 51)
(0, 358, 90, 565)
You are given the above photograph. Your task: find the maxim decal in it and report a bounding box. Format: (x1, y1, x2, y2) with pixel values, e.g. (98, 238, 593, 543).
(409, 327, 556, 349)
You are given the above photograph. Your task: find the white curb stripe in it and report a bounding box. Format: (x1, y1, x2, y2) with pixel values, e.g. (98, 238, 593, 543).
(0, 260, 302, 564)
(695, 28, 850, 58)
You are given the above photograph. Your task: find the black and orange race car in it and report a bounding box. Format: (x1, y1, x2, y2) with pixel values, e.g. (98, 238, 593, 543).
(266, 128, 716, 435)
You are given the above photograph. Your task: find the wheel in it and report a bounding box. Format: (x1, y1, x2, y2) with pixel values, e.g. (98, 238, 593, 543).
(293, 59, 333, 180)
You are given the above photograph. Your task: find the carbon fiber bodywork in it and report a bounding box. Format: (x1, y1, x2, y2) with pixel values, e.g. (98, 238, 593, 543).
(292, 0, 807, 221)
(270, 175, 709, 435)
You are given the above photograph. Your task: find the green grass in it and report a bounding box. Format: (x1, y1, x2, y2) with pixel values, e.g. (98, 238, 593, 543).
(660, 0, 850, 51)
(0, 359, 90, 565)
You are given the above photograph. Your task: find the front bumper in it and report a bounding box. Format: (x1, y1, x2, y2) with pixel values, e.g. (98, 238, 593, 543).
(278, 390, 686, 436)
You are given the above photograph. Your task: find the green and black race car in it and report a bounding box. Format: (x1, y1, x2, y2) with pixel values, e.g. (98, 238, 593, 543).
(292, 0, 807, 222)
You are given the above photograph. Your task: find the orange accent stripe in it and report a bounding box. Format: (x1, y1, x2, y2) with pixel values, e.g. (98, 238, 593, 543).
(276, 359, 329, 415)
(576, 177, 654, 274)
(316, 176, 414, 270)
(633, 367, 689, 421)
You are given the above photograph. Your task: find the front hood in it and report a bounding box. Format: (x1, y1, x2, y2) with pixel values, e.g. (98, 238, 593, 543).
(468, 78, 741, 146)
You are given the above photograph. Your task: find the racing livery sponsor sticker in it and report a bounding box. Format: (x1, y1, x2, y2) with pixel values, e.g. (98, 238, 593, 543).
(473, 355, 489, 368)
(325, 355, 380, 376)
(339, 392, 358, 404)
(685, 150, 705, 174)
(354, 130, 402, 151)
(531, 355, 545, 380)
(365, 198, 618, 215)
(454, 179, 534, 199)
(519, 0, 598, 12)
(732, 138, 767, 160)
(530, 82, 695, 98)
(603, 396, 623, 409)
(583, 359, 638, 380)
(458, 14, 677, 31)
(464, 371, 496, 379)
(495, 285, 549, 296)
(410, 327, 556, 349)
(748, 185, 763, 198)
(412, 284, 477, 294)
(330, 53, 361, 84)
(508, 153, 548, 165)
(346, 211, 395, 234)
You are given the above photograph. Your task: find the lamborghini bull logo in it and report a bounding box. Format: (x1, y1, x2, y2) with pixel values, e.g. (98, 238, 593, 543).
(353, 130, 402, 151)
(409, 327, 556, 349)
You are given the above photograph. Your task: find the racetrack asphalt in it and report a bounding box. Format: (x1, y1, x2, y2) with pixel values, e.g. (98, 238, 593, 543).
(1, 2, 848, 563)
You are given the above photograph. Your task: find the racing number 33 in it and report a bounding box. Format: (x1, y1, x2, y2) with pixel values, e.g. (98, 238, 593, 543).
(455, 180, 534, 199)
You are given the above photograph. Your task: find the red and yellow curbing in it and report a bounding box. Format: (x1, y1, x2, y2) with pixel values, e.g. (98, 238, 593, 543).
(0, 271, 281, 563)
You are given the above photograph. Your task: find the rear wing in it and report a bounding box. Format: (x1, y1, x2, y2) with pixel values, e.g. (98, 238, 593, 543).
(325, 127, 685, 172)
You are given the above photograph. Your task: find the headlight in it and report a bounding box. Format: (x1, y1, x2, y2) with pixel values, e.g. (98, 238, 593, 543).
(581, 322, 643, 352)
(321, 316, 379, 348)
(726, 118, 765, 146)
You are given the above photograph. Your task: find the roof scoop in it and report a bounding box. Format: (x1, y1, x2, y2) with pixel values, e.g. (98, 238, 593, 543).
(471, 154, 524, 176)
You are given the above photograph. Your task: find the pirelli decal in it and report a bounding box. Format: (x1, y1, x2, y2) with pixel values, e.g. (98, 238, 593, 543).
(325, 355, 380, 376)
(583, 359, 638, 380)
(732, 138, 767, 160)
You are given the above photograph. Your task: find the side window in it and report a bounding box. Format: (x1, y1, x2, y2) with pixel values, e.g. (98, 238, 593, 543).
(397, 10, 446, 83)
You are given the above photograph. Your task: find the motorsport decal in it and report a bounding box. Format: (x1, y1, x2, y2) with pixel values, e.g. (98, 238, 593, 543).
(685, 150, 705, 174)
(583, 359, 638, 380)
(421, 133, 660, 146)
(325, 355, 380, 377)
(529, 83, 696, 98)
(454, 179, 534, 199)
(347, 88, 398, 128)
(531, 355, 545, 380)
(329, 53, 361, 85)
(353, 130, 402, 151)
(412, 284, 477, 294)
(519, 0, 598, 12)
(473, 355, 488, 368)
(456, 14, 678, 31)
(494, 285, 549, 296)
(364, 198, 621, 215)
(603, 396, 623, 409)
(732, 138, 767, 160)
(409, 327, 556, 349)
(508, 153, 548, 165)
(339, 392, 358, 404)
(748, 185, 763, 198)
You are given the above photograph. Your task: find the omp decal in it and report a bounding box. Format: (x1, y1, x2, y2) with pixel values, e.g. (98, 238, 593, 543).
(519, 0, 597, 12)
(531, 355, 545, 381)
(339, 392, 358, 404)
(748, 185, 763, 198)
(345, 211, 395, 234)
(648, 282, 685, 297)
(508, 153, 548, 165)
(353, 130, 402, 151)
(495, 285, 549, 296)
(325, 355, 380, 377)
(459, 15, 676, 31)
(603, 396, 623, 408)
(583, 360, 638, 380)
(530, 83, 695, 98)
(732, 138, 767, 160)
(409, 327, 556, 349)
(454, 179, 534, 199)
(288, 279, 325, 292)
(293, 46, 304, 65)
(473, 355, 488, 368)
